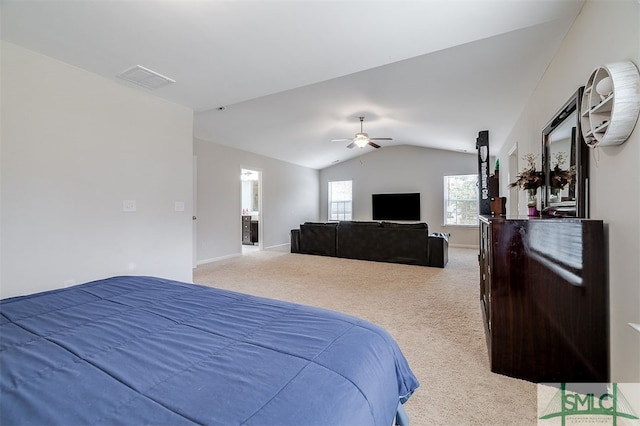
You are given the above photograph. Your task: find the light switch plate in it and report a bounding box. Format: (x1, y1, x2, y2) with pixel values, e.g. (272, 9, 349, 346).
(174, 201, 185, 212)
(123, 200, 137, 212)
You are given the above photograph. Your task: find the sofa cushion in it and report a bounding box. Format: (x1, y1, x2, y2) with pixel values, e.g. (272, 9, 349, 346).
(337, 222, 429, 266)
(338, 221, 381, 227)
(380, 222, 428, 230)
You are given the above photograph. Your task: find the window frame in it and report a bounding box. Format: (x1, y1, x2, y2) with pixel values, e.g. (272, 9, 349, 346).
(443, 174, 479, 227)
(328, 180, 353, 221)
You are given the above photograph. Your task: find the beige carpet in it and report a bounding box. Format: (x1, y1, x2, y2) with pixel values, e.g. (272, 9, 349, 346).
(193, 247, 537, 425)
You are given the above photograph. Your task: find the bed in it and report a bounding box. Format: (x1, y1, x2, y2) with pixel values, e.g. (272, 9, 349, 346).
(0, 276, 418, 425)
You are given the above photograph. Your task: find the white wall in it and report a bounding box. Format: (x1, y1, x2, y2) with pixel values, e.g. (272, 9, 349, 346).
(320, 145, 479, 247)
(497, 0, 640, 382)
(0, 41, 194, 298)
(194, 138, 318, 263)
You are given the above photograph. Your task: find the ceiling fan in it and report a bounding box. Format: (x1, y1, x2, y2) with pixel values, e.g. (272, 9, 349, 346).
(331, 116, 392, 149)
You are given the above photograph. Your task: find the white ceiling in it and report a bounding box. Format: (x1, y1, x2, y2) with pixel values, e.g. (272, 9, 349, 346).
(1, 0, 585, 169)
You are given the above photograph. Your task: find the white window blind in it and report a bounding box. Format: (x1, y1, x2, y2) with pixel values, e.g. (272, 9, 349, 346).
(444, 174, 478, 226)
(328, 180, 352, 221)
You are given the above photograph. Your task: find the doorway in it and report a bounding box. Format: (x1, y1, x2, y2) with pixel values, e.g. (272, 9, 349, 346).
(241, 168, 262, 254)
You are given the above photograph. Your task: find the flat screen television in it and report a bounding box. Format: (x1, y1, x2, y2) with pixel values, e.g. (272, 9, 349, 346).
(372, 193, 420, 221)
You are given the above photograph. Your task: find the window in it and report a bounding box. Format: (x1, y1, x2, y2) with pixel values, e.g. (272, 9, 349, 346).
(328, 180, 352, 221)
(444, 174, 478, 226)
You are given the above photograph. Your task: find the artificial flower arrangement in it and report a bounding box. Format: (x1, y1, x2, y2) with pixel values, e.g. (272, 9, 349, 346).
(509, 153, 544, 191)
(548, 151, 575, 192)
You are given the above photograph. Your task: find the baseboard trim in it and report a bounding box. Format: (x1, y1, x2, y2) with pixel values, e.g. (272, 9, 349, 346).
(450, 243, 479, 249)
(264, 243, 290, 251)
(198, 243, 474, 261)
(196, 253, 241, 266)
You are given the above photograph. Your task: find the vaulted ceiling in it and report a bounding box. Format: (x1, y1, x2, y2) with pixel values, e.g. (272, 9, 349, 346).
(1, 1, 585, 169)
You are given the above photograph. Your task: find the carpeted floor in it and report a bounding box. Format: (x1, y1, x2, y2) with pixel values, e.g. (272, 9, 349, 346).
(193, 247, 537, 425)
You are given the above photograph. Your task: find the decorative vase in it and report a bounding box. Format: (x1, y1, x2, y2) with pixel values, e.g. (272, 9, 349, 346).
(527, 188, 539, 217)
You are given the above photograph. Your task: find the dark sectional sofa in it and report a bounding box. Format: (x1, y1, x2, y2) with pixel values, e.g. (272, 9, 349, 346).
(290, 221, 448, 268)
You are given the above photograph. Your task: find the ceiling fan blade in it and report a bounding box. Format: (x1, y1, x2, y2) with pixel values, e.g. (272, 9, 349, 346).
(369, 137, 393, 141)
(346, 142, 357, 149)
(368, 141, 381, 149)
(331, 138, 353, 142)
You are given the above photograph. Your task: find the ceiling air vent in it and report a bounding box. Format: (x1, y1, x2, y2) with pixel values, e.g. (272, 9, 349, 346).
(116, 65, 176, 90)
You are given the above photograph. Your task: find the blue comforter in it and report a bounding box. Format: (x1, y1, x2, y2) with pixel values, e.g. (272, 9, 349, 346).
(1, 276, 418, 425)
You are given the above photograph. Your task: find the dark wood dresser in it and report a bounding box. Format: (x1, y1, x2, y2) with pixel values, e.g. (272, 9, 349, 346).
(479, 215, 608, 383)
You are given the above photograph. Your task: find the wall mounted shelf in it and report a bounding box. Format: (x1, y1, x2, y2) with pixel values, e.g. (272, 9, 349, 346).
(580, 61, 640, 147)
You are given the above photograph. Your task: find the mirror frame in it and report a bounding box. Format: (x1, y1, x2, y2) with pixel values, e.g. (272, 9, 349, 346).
(541, 87, 589, 218)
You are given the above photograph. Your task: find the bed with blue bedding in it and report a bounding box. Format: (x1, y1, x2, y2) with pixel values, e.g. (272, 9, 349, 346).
(0, 276, 418, 425)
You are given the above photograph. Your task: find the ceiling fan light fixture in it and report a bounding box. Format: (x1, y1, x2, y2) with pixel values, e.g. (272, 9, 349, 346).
(330, 116, 390, 149)
(354, 132, 369, 148)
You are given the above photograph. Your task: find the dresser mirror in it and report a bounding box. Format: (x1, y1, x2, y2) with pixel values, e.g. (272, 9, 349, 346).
(541, 87, 589, 217)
